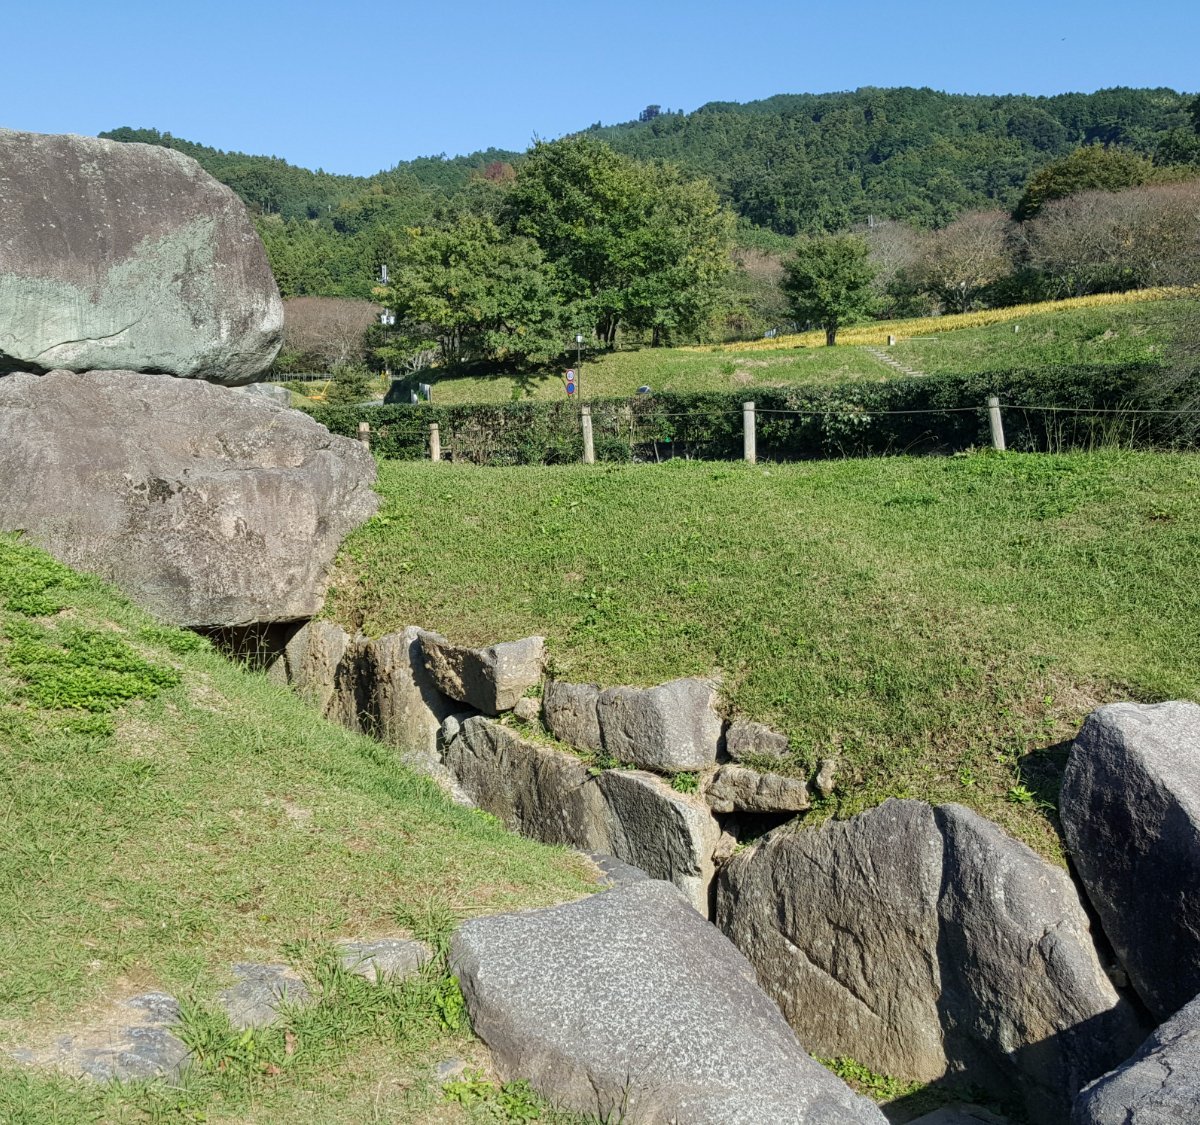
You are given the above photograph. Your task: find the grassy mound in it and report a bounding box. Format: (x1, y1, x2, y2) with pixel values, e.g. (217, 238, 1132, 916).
(327, 452, 1200, 859)
(406, 292, 1197, 405)
(0, 537, 593, 1123)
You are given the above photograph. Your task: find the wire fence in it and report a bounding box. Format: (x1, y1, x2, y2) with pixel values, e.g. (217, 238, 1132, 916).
(304, 368, 1200, 466)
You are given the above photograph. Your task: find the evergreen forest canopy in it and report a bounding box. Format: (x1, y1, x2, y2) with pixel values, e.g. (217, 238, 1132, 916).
(103, 86, 1199, 237)
(100, 86, 1200, 363)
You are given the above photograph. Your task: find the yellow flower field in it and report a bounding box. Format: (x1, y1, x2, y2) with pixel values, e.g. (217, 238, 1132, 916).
(694, 287, 1199, 353)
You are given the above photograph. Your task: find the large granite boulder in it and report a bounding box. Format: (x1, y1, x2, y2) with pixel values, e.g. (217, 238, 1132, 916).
(1073, 992, 1200, 1123)
(420, 634, 545, 715)
(0, 128, 282, 384)
(444, 717, 719, 912)
(0, 370, 377, 627)
(596, 678, 723, 771)
(934, 803, 1143, 1121)
(451, 881, 887, 1124)
(717, 799, 1143, 1123)
(720, 800, 948, 1081)
(1060, 701, 1200, 1021)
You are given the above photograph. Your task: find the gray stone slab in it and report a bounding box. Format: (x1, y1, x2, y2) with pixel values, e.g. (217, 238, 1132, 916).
(9, 992, 189, 1082)
(596, 769, 719, 914)
(443, 718, 720, 912)
(719, 800, 948, 1083)
(725, 718, 790, 762)
(704, 763, 810, 813)
(543, 680, 603, 751)
(451, 881, 887, 1124)
(445, 716, 612, 852)
(336, 937, 432, 984)
(268, 619, 362, 726)
(219, 962, 311, 1029)
(717, 799, 1144, 1124)
(364, 626, 457, 755)
(935, 803, 1145, 1122)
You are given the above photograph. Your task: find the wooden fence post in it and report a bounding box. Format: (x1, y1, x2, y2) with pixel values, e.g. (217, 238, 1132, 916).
(743, 401, 757, 465)
(581, 405, 595, 465)
(429, 422, 441, 462)
(987, 396, 1006, 452)
(357, 421, 370, 451)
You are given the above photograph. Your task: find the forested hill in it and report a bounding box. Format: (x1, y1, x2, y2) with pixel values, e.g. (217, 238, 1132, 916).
(100, 87, 1199, 301)
(591, 87, 1196, 233)
(98, 126, 521, 220)
(103, 87, 1197, 237)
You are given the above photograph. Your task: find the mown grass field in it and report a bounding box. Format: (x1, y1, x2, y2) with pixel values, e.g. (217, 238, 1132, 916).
(0, 538, 594, 1124)
(327, 452, 1200, 859)
(404, 292, 1198, 405)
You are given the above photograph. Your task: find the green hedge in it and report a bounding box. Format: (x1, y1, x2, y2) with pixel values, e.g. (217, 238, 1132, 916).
(302, 364, 1197, 465)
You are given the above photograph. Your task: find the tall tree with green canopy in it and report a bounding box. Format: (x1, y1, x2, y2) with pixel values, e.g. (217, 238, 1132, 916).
(508, 136, 733, 346)
(1013, 145, 1160, 220)
(781, 235, 877, 346)
(373, 213, 567, 368)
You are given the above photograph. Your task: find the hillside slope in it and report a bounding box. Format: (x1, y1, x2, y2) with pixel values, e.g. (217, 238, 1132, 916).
(392, 289, 1196, 404)
(326, 452, 1200, 861)
(0, 537, 593, 1122)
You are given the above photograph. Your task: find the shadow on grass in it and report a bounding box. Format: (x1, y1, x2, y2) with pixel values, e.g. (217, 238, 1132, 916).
(387, 362, 567, 403)
(1016, 738, 1071, 814)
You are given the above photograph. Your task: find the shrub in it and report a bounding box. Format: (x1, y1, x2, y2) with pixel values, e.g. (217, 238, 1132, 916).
(303, 361, 1189, 465)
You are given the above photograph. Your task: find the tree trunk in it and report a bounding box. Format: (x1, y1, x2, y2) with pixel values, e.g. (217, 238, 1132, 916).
(825, 324, 837, 347)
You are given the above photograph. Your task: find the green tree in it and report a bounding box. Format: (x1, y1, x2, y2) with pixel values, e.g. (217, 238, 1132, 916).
(508, 136, 733, 346)
(620, 168, 735, 345)
(323, 364, 375, 405)
(1013, 145, 1158, 220)
(781, 236, 877, 346)
(374, 214, 568, 368)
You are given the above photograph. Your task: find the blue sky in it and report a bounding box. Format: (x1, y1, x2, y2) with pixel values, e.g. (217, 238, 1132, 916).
(3, 0, 1196, 176)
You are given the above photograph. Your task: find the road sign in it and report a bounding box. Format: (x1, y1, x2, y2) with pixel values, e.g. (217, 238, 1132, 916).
(565, 369, 576, 395)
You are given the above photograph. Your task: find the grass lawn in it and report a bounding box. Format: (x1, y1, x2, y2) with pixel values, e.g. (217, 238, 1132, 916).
(403, 293, 1197, 406)
(327, 452, 1200, 859)
(0, 538, 594, 1123)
